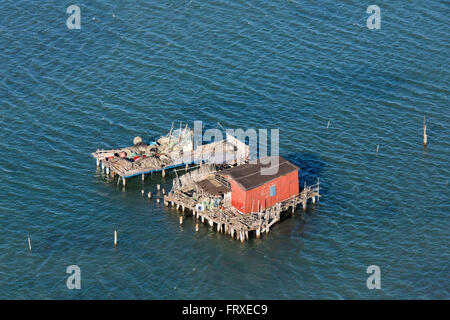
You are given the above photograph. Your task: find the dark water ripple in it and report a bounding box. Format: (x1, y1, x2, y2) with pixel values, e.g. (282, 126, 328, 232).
(0, 0, 448, 299)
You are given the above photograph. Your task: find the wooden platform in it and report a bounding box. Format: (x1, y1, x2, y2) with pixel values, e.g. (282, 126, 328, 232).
(164, 175, 321, 242)
(91, 125, 249, 186)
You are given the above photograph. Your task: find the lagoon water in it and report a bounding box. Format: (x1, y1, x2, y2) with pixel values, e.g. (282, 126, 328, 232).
(0, 1, 448, 299)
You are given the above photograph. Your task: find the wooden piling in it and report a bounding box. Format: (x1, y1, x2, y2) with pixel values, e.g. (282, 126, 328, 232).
(162, 188, 165, 195)
(114, 230, 117, 247)
(162, 169, 166, 177)
(27, 234, 31, 251)
(141, 189, 145, 196)
(423, 115, 427, 146)
(195, 223, 199, 232)
(142, 173, 145, 181)
(179, 216, 183, 225)
(148, 192, 152, 199)
(96, 159, 99, 167)
(156, 198, 160, 204)
(123, 177, 126, 187)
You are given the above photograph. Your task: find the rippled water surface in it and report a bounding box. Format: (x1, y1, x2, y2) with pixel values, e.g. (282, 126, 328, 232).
(0, 0, 449, 299)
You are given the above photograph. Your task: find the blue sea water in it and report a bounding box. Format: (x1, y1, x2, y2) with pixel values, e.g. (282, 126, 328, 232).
(0, 0, 448, 299)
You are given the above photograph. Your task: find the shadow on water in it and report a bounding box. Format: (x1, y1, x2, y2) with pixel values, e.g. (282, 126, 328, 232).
(284, 152, 327, 187)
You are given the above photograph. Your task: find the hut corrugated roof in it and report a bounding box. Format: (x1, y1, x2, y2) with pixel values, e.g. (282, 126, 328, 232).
(219, 156, 299, 191)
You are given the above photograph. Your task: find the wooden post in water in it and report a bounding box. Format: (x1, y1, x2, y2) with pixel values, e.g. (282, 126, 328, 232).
(27, 234, 32, 251)
(142, 173, 145, 181)
(148, 192, 152, 199)
(114, 230, 117, 247)
(162, 169, 166, 178)
(195, 223, 199, 232)
(256, 228, 261, 238)
(122, 177, 126, 187)
(141, 189, 145, 196)
(317, 178, 320, 203)
(96, 159, 99, 167)
(157, 184, 160, 191)
(156, 198, 160, 204)
(179, 216, 183, 225)
(162, 188, 165, 195)
(423, 115, 428, 146)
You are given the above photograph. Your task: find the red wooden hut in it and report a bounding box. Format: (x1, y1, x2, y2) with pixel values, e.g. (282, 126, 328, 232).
(219, 156, 299, 214)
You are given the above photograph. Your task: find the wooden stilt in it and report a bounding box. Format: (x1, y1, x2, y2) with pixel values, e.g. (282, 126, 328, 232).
(195, 223, 199, 232)
(157, 184, 160, 190)
(142, 173, 145, 181)
(423, 115, 428, 146)
(27, 234, 32, 251)
(179, 216, 183, 225)
(162, 169, 166, 177)
(148, 192, 152, 199)
(114, 230, 117, 247)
